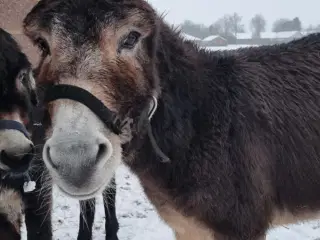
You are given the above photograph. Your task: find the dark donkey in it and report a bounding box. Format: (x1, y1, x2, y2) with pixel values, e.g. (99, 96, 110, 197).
(31, 38, 119, 240)
(28, 18, 119, 240)
(24, 0, 320, 239)
(0, 28, 51, 240)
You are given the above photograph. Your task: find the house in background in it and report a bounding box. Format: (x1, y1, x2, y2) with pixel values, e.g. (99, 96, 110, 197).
(235, 30, 305, 45)
(235, 32, 253, 44)
(201, 35, 228, 47)
(236, 32, 274, 45)
(272, 31, 304, 43)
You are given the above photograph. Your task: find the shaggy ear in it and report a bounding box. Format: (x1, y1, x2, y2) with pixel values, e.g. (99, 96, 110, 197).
(15, 68, 38, 106)
(28, 70, 38, 106)
(143, 17, 160, 60)
(15, 68, 29, 94)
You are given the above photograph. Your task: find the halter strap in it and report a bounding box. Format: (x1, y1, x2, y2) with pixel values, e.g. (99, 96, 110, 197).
(0, 120, 30, 139)
(44, 84, 170, 163)
(44, 84, 122, 135)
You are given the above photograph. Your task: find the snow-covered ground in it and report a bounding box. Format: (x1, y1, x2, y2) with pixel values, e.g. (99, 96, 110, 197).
(20, 44, 320, 239)
(20, 165, 320, 240)
(205, 44, 259, 51)
(21, 165, 175, 240)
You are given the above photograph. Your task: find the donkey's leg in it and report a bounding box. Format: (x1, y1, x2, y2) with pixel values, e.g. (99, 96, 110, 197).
(77, 198, 96, 240)
(103, 176, 119, 240)
(23, 160, 52, 240)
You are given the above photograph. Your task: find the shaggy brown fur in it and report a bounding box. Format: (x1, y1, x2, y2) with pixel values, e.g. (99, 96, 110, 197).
(0, 187, 22, 240)
(24, 0, 320, 239)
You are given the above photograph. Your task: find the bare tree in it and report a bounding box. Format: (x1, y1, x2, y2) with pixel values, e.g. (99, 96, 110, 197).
(209, 22, 222, 35)
(211, 14, 234, 37)
(250, 14, 266, 38)
(272, 18, 290, 32)
(180, 20, 210, 38)
(229, 12, 245, 37)
(273, 17, 302, 32)
(292, 17, 302, 31)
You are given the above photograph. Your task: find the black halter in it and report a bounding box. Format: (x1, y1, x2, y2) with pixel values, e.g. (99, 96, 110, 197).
(44, 84, 122, 135)
(44, 84, 170, 162)
(0, 120, 30, 139)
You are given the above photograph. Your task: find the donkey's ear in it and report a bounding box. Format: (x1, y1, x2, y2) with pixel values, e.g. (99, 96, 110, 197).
(15, 68, 28, 94)
(15, 68, 39, 106)
(27, 69, 38, 106)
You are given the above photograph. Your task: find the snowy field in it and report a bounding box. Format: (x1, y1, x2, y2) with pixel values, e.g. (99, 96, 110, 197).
(205, 44, 259, 51)
(20, 44, 320, 240)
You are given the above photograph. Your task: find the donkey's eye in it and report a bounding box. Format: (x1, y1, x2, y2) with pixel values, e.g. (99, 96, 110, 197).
(121, 31, 141, 50)
(35, 37, 50, 55)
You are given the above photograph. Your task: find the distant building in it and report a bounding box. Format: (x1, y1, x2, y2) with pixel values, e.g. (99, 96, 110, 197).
(272, 31, 303, 43)
(260, 32, 276, 39)
(201, 35, 228, 47)
(204, 44, 259, 52)
(235, 31, 305, 45)
(236, 32, 273, 45)
(236, 32, 253, 41)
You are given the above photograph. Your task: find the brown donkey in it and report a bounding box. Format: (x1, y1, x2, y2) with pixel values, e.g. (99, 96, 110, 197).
(23, 0, 320, 239)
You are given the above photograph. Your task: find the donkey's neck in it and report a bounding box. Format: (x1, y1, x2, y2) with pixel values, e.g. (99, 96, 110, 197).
(128, 23, 220, 183)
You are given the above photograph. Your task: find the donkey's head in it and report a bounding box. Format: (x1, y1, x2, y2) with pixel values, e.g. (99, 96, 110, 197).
(23, 0, 160, 199)
(0, 28, 38, 175)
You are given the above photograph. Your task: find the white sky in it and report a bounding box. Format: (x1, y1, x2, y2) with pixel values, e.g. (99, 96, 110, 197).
(148, 0, 319, 31)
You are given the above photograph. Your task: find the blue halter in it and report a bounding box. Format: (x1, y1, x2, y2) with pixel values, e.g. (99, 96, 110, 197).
(0, 119, 30, 139)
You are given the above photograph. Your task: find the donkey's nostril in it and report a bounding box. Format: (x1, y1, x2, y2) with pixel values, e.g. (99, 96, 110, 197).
(96, 143, 108, 163)
(0, 143, 34, 172)
(29, 143, 35, 153)
(23, 143, 35, 165)
(45, 145, 58, 169)
(1, 142, 33, 160)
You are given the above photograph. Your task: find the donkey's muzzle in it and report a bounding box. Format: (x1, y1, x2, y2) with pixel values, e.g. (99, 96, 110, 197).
(0, 147, 34, 173)
(0, 119, 34, 174)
